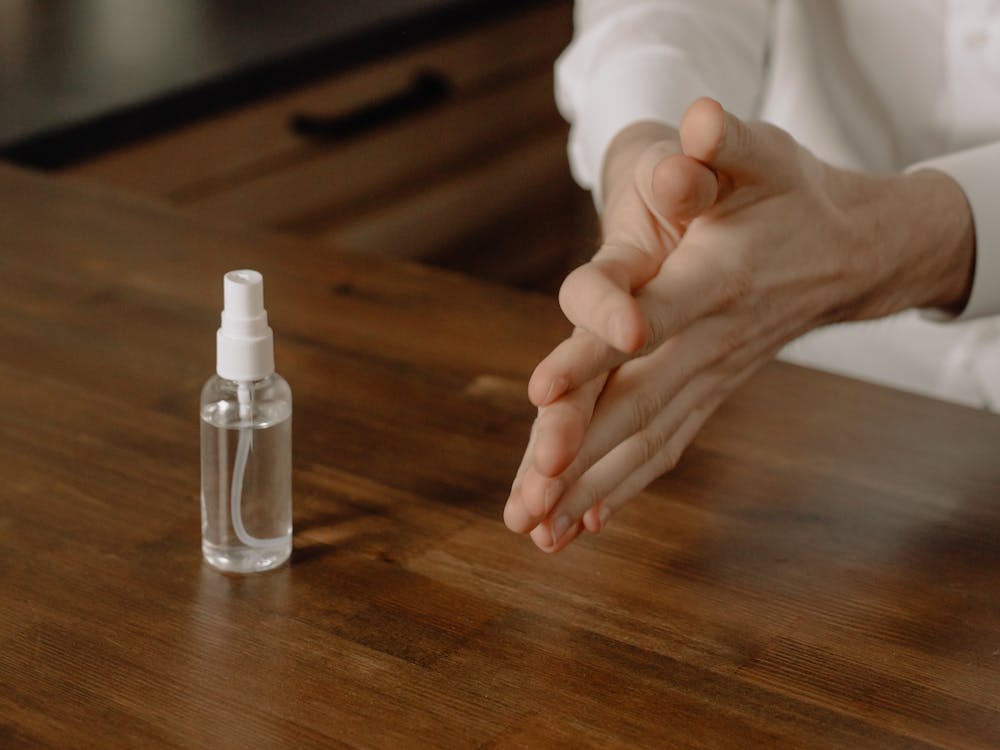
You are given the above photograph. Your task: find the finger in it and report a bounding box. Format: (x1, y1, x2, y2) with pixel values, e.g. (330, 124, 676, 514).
(530, 517, 583, 554)
(532, 374, 606, 478)
(646, 152, 720, 225)
(518, 467, 566, 519)
(558, 250, 653, 354)
(528, 329, 625, 407)
(558, 142, 713, 354)
(551, 228, 758, 388)
(547, 367, 727, 542)
(583, 391, 725, 533)
(633, 234, 753, 353)
(503, 490, 539, 535)
(533, 237, 751, 406)
(503, 414, 543, 533)
(506, 374, 606, 533)
(584, 358, 766, 533)
(510, 412, 539, 488)
(629, 142, 716, 231)
(679, 97, 793, 187)
(536, 313, 745, 522)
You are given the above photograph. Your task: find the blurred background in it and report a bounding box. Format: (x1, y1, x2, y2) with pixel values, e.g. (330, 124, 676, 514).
(0, 0, 593, 293)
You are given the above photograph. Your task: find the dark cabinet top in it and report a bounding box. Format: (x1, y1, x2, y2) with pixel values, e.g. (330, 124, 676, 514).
(0, 0, 548, 166)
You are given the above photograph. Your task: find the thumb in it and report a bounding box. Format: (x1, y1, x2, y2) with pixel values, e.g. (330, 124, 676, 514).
(647, 152, 720, 225)
(632, 142, 719, 230)
(679, 97, 796, 188)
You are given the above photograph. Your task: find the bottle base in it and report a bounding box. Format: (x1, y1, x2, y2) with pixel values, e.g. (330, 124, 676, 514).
(202, 539, 291, 573)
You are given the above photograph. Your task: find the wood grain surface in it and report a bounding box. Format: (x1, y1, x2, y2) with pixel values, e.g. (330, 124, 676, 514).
(1, 163, 999, 749)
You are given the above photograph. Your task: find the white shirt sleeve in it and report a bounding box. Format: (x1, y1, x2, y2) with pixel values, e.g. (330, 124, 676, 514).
(555, 0, 773, 198)
(908, 141, 1000, 321)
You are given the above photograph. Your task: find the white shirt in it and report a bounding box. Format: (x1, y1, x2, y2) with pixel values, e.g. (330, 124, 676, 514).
(555, 0, 1000, 409)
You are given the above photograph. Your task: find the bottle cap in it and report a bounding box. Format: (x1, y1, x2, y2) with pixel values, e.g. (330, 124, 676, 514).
(216, 269, 275, 381)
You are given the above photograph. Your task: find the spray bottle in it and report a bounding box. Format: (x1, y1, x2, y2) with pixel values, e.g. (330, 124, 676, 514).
(200, 270, 292, 573)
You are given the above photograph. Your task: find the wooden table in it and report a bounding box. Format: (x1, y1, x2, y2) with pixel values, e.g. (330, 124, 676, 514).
(2, 163, 999, 748)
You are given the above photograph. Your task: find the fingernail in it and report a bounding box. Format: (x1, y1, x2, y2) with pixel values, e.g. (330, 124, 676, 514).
(550, 515, 572, 546)
(599, 505, 612, 528)
(543, 478, 564, 513)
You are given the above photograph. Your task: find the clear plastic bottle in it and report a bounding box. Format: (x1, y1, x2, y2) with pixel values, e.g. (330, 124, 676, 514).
(200, 270, 292, 573)
(200, 373, 292, 572)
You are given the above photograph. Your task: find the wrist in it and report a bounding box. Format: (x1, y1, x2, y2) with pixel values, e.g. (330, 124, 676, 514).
(908, 169, 975, 313)
(892, 169, 975, 314)
(841, 168, 975, 319)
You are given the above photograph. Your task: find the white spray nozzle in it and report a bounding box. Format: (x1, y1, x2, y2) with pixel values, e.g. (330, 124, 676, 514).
(225, 269, 265, 319)
(217, 269, 275, 382)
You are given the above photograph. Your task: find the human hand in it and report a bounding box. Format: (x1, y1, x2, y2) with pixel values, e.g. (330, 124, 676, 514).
(504, 98, 975, 552)
(501, 119, 716, 548)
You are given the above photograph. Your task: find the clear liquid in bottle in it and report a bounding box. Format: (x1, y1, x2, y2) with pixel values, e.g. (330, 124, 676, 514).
(200, 373, 292, 573)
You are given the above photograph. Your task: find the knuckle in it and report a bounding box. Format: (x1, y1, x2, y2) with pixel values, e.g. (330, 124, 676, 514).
(565, 480, 601, 517)
(734, 119, 755, 158)
(719, 326, 745, 357)
(591, 257, 628, 286)
(674, 356, 698, 386)
(754, 121, 797, 160)
(644, 309, 670, 350)
(656, 443, 683, 474)
(630, 390, 663, 429)
(581, 483, 603, 511)
(772, 126, 799, 156)
(562, 397, 592, 428)
(566, 438, 599, 482)
(717, 262, 754, 309)
(636, 427, 668, 466)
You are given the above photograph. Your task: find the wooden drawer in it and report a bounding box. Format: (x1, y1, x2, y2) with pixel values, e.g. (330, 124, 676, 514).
(66, 2, 586, 290)
(180, 65, 562, 231)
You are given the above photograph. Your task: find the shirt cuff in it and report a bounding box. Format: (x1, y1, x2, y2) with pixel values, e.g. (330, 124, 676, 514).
(907, 141, 1000, 321)
(557, 48, 713, 203)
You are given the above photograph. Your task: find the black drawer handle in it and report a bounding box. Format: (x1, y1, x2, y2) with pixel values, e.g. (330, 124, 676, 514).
(289, 70, 452, 141)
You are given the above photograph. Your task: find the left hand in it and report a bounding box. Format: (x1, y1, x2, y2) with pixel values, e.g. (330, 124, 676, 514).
(504, 98, 975, 553)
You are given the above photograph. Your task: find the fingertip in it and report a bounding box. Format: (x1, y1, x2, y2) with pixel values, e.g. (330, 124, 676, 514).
(611, 304, 647, 354)
(587, 501, 617, 536)
(530, 519, 582, 553)
(558, 262, 639, 351)
(529, 523, 556, 552)
(679, 97, 726, 165)
(528, 368, 567, 407)
(527, 369, 547, 406)
(557, 266, 588, 321)
(533, 423, 579, 477)
(519, 469, 564, 518)
(503, 492, 536, 534)
(650, 153, 719, 222)
(582, 505, 602, 534)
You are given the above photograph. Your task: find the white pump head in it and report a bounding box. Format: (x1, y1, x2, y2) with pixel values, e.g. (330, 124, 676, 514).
(216, 269, 275, 381)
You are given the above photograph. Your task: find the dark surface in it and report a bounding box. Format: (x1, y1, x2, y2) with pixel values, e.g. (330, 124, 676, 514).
(0, 0, 551, 167)
(2, 164, 1000, 748)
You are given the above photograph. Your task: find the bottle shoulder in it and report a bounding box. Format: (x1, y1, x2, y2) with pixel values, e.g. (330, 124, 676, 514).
(202, 372, 291, 397)
(200, 372, 292, 428)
